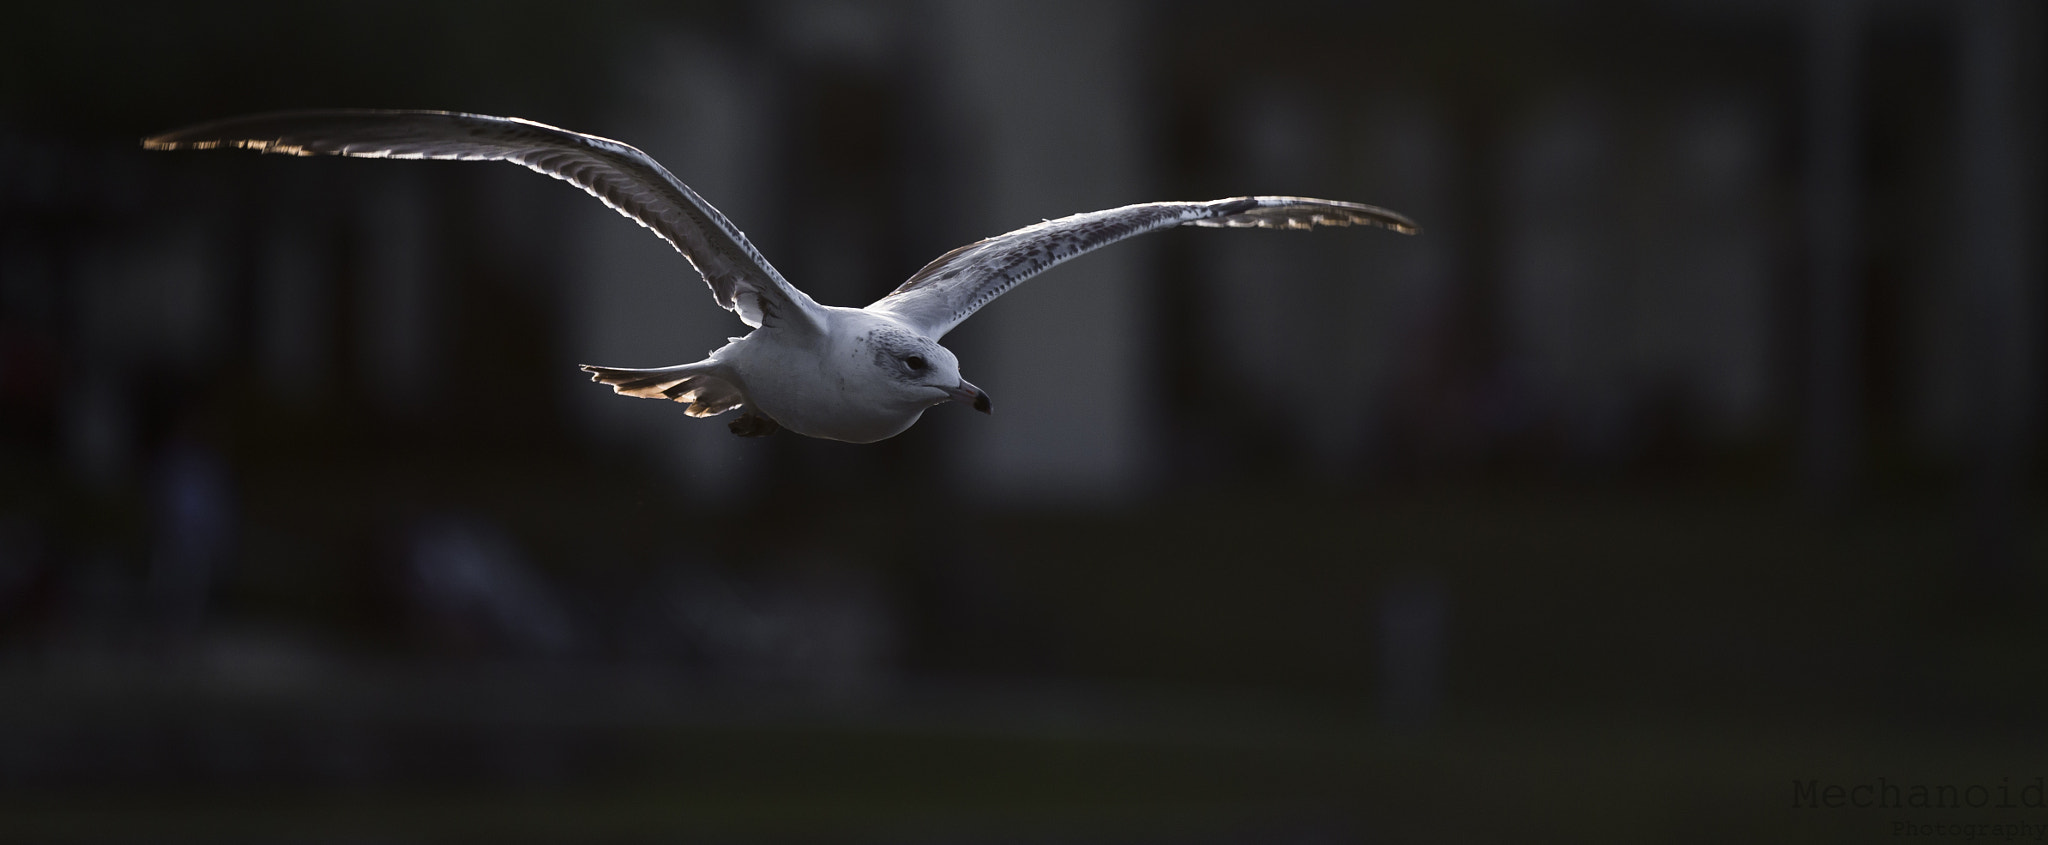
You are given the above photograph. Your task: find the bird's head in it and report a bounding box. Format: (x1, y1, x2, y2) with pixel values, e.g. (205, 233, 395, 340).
(868, 327, 990, 415)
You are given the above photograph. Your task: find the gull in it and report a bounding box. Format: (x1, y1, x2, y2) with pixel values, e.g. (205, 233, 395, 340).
(145, 110, 1417, 443)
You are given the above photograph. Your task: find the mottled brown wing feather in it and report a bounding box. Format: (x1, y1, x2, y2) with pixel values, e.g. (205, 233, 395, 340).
(865, 196, 1416, 339)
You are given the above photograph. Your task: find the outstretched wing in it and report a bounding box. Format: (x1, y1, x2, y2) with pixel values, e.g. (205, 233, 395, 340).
(864, 196, 1418, 339)
(145, 109, 825, 333)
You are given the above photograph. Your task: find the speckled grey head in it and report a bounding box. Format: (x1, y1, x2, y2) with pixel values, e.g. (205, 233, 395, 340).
(866, 325, 989, 414)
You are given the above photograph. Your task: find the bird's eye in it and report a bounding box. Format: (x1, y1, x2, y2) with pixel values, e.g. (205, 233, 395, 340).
(904, 355, 928, 372)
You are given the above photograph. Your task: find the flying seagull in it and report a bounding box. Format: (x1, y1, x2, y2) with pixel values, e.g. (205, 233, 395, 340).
(145, 110, 1417, 443)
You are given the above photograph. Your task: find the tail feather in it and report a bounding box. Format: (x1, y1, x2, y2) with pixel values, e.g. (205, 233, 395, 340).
(580, 363, 744, 418)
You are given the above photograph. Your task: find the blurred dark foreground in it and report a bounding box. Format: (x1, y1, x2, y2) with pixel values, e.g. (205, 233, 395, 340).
(4, 482, 2043, 842)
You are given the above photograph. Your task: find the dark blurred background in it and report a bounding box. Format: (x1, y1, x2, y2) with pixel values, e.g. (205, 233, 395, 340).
(1, 0, 2042, 841)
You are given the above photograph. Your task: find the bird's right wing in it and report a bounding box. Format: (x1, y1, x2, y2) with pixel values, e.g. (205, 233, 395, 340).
(145, 109, 826, 334)
(865, 196, 1417, 339)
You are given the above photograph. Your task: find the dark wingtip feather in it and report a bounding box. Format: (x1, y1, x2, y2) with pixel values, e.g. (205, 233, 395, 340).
(1196, 196, 1421, 236)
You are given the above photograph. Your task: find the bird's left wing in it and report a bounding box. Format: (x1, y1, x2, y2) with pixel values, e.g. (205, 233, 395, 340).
(145, 109, 826, 334)
(865, 196, 1417, 339)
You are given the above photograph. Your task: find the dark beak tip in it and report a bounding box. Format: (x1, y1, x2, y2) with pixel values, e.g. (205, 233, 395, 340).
(973, 394, 992, 414)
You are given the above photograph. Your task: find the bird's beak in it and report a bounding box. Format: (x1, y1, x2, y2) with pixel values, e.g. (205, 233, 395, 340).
(944, 378, 992, 414)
